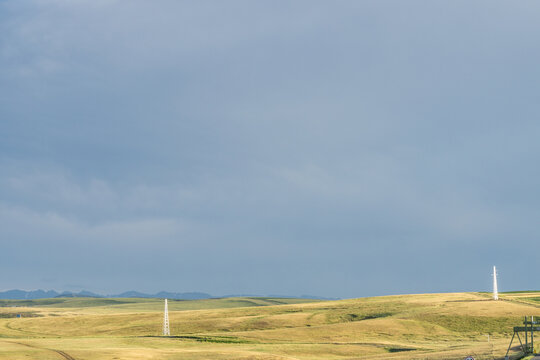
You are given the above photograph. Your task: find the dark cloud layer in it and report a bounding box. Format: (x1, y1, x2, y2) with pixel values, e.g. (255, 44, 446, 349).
(1, 1, 540, 297)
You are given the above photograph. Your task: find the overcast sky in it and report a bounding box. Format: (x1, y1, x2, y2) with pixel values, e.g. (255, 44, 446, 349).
(1, 1, 539, 298)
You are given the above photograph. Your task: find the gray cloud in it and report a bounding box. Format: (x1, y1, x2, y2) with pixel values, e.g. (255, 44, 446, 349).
(1, 0, 540, 297)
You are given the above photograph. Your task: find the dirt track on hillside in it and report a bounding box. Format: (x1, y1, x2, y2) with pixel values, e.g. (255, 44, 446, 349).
(2, 340, 77, 360)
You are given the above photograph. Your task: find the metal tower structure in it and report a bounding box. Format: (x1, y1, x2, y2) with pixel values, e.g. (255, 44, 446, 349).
(163, 298, 170, 336)
(493, 266, 499, 301)
(505, 316, 539, 359)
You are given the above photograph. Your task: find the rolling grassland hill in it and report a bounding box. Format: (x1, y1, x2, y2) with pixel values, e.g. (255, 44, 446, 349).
(0, 292, 539, 360)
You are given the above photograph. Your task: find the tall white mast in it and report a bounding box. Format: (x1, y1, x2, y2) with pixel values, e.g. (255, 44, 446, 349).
(493, 266, 499, 301)
(163, 299, 170, 336)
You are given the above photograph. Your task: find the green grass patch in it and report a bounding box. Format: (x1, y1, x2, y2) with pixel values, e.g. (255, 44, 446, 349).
(522, 297, 540, 303)
(0, 312, 42, 318)
(0, 298, 133, 308)
(146, 335, 253, 344)
(418, 315, 521, 334)
(340, 312, 393, 322)
(385, 347, 416, 353)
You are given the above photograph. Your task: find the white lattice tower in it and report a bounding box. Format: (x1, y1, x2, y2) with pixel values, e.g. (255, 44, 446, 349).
(163, 298, 170, 336)
(493, 266, 499, 301)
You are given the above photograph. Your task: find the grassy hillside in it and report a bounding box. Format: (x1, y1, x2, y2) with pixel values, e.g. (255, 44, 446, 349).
(0, 292, 538, 359)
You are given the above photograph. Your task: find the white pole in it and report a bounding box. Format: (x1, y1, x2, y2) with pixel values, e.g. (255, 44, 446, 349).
(493, 266, 499, 301)
(163, 299, 170, 336)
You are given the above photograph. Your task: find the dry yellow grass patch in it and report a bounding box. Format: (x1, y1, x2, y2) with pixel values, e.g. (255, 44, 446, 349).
(0, 293, 537, 359)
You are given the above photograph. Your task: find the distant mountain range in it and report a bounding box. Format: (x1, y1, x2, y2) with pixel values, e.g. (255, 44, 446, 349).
(0, 289, 338, 301)
(0, 289, 212, 300)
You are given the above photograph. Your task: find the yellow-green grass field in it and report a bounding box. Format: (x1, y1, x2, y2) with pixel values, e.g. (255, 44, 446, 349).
(1, 292, 539, 360)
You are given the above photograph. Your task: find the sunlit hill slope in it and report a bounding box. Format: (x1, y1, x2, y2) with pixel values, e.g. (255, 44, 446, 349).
(1, 292, 539, 359)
